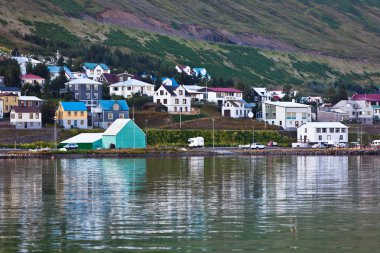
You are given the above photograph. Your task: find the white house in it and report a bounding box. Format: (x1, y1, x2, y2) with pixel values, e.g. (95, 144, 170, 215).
(329, 100, 373, 125)
(251, 87, 271, 102)
(20, 74, 45, 88)
(261, 101, 312, 130)
(12, 57, 42, 75)
(18, 96, 44, 107)
(83, 63, 110, 81)
(109, 78, 155, 98)
(297, 122, 348, 145)
(183, 85, 204, 100)
(222, 97, 252, 118)
(10, 106, 42, 129)
(175, 65, 193, 75)
(153, 85, 192, 114)
(198, 87, 243, 106)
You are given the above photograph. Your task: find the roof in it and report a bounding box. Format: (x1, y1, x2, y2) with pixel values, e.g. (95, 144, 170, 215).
(48, 66, 75, 79)
(252, 87, 267, 95)
(160, 85, 191, 97)
(0, 92, 18, 97)
(183, 85, 203, 91)
(99, 100, 129, 111)
(102, 73, 119, 84)
(161, 77, 179, 86)
(66, 78, 102, 85)
(206, 87, 242, 93)
(60, 102, 87, 111)
(21, 74, 45, 80)
(352, 94, 380, 102)
(110, 78, 154, 88)
(12, 56, 41, 64)
(11, 106, 40, 113)
(0, 86, 21, 92)
(300, 122, 348, 128)
(265, 101, 311, 108)
(18, 96, 43, 101)
(61, 133, 103, 144)
(103, 119, 132, 136)
(83, 62, 110, 71)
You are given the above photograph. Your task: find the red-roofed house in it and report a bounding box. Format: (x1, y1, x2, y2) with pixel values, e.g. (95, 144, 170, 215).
(352, 94, 380, 105)
(21, 74, 45, 87)
(198, 87, 243, 105)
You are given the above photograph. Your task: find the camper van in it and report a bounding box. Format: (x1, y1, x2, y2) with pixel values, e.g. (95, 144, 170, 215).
(371, 140, 380, 148)
(188, 137, 204, 148)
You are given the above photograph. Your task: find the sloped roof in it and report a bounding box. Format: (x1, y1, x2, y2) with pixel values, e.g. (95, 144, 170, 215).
(48, 66, 75, 79)
(0, 87, 21, 92)
(61, 133, 103, 144)
(162, 77, 179, 86)
(99, 100, 129, 111)
(300, 122, 348, 128)
(21, 74, 45, 80)
(18, 96, 43, 101)
(84, 62, 110, 71)
(103, 119, 132, 136)
(66, 78, 102, 85)
(0, 92, 18, 97)
(60, 102, 87, 111)
(352, 94, 380, 102)
(110, 78, 154, 87)
(11, 106, 40, 113)
(202, 87, 242, 93)
(102, 73, 119, 84)
(265, 101, 311, 108)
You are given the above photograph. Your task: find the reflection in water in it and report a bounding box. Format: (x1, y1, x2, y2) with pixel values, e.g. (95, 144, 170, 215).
(0, 156, 380, 252)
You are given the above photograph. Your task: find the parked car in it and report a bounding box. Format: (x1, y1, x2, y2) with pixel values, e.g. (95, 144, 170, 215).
(311, 143, 326, 149)
(335, 143, 347, 148)
(63, 143, 78, 150)
(349, 142, 361, 149)
(251, 143, 266, 149)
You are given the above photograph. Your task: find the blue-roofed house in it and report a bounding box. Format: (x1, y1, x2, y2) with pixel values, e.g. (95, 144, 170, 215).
(83, 62, 111, 81)
(55, 101, 88, 129)
(193, 68, 210, 79)
(161, 77, 179, 87)
(48, 66, 75, 80)
(93, 100, 130, 129)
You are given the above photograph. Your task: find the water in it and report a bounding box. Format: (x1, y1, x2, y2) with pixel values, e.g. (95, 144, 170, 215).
(0, 156, 380, 252)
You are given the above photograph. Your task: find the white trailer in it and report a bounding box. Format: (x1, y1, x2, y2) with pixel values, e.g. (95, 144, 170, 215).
(188, 137, 204, 148)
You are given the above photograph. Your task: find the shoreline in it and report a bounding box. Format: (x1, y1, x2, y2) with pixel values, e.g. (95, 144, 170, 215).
(1, 147, 380, 159)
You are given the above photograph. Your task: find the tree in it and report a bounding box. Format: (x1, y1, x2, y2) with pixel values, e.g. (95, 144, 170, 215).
(102, 84, 111, 100)
(11, 47, 19, 57)
(41, 100, 57, 125)
(0, 59, 21, 87)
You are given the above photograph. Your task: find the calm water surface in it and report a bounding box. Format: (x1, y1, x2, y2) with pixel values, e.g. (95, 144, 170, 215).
(0, 156, 380, 252)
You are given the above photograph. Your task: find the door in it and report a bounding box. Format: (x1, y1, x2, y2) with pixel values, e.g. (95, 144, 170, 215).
(24, 122, 27, 129)
(74, 120, 77, 127)
(225, 110, 231, 117)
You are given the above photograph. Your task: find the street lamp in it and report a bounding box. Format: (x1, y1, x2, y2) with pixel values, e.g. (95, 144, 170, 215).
(212, 118, 215, 149)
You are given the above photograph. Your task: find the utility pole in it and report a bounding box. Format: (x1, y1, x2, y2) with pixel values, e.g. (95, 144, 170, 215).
(212, 118, 215, 149)
(54, 116, 57, 149)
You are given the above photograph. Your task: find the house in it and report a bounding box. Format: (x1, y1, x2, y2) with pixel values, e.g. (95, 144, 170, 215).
(0, 93, 18, 114)
(71, 72, 88, 79)
(60, 133, 103, 150)
(83, 62, 110, 81)
(373, 105, 380, 120)
(20, 74, 45, 87)
(10, 106, 42, 129)
(222, 97, 253, 118)
(267, 88, 285, 101)
(261, 101, 312, 130)
(198, 87, 243, 106)
(183, 85, 204, 100)
(352, 94, 380, 106)
(109, 78, 155, 98)
(0, 76, 4, 86)
(330, 100, 373, 125)
(297, 122, 348, 145)
(299, 96, 324, 105)
(175, 65, 193, 75)
(117, 72, 137, 82)
(65, 78, 102, 107)
(0, 98, 3, 119)
(98, 73, 119, 85)
(18, 96, 44, 108)
(102, 119, 146, 149)
(251, 87, 271, 102)
(93, 100, 130, 129)
(161, 77, 179, 87)
(153, 85, 191, 114)
(193, 68, 209, 79)
(55, 101, 88, 129)
(0, 86, 21, 96)
(12, 56, 42, 75)
(48, 66, 75, 80)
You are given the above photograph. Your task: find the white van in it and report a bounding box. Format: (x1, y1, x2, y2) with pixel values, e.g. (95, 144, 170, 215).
(371, 140, 380, 147)
(188, 137, 204, 148)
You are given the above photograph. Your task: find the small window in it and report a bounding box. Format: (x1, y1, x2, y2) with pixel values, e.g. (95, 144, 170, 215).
(341, 128, 346, 133)
(68, 111, 71, 116)
(179, 90, 183, 95)
(304, 128, 307, 133)
(163, 99, 167, 104)
(108, 113, 113, 120)
(86, 93, 91, 99)
(68, 120, 71, 125)
(319, 135, 322, 140)
(322, 128, 327, 133)
(329, 128, 334, 133)
(119, 113, 125, 119)
(316, 128, 321, 133)
(36, 113, 39, 119)
(80, 120, 84, 125)
(94, 85, 98, 90)
(18, 113, 22, 119)
(160, 90, 164, 95)
(81, 112, 84, 116)
(113, 104, 119, 110)
(75, 85, 79, 90)
(86, 84, 90, 90)
(335, 128, 340, 133)
(175, 99, 179, 104)
(183, 99, 186, 104)
(74, 111, 78, 116)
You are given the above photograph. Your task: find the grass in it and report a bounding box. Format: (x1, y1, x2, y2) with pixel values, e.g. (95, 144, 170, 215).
(33, 21, 79, 46)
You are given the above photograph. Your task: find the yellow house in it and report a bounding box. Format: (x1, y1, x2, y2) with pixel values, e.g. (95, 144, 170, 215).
(56, 101, 88, 129)
(0, 93, 19, 114)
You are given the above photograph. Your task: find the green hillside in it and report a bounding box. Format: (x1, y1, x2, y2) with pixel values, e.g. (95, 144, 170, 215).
(1, 0, 380, 90)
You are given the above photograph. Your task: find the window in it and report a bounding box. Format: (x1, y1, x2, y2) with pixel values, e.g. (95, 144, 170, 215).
(322, 128, 327, 133)
(94, 85, 98, 90)
(5, 97, 8, 102)
(113, 104, 119, 110)
(272, 112, 276, 117)
(86, 93, 91, 99)
(75, 93, 79, 99)
(74, 111, 77, 116)
(80, 120, 84, 125)
(174, 107, 177, 112)
(335, 128, 340, 133)
(163, 99, 167, 104)
(185, 107, 188, 112)
(330, 128, 334, 133)
(94, 93, 98, 99)
(127, 87, 132, 90)
(86, 84, 90, 90)
(304, 128, 307, 133)
(179, 90, 183, 95)
(160, 90, 164, 95)
(108, 113, 113, 120)
(36, 113, 39, 119)
(18, 113, 22, 119)
(316, 128, 321, 133)
(68, 120, 71, 125)
(302, 112, 307, 119)
(340, 135, 343, 140)
(81, 112, 84, 116)
(13, 97, 16, 102)
(75, 85, 79, 90)
(319, 135, 322, 140)
(175, 99, 179, 104)
(183, 99, 186, 104)
(68, 111, 71, 116)
(29, 113, 33, 119)
(157, 99, 160, 104)
(280, 121, 283, 126)
(119, 113, 125, 119)
(30, 122, 33, 127)
(341, 128, 346, 133)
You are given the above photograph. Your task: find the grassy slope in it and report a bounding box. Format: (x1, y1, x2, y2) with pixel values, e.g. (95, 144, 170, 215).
(1, 0, 380, 89)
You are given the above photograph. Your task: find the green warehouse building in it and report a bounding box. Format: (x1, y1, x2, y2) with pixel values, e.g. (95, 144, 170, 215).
(60, 133, 103, 150)
(102, 119, 146, 149)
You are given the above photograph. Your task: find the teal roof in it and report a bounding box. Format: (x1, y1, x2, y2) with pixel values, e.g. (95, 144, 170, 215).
(60, 102, 87, 111)
(99, 100, 129, 111)
(84, 62, 110, 71)
(48, 66, 75, 79)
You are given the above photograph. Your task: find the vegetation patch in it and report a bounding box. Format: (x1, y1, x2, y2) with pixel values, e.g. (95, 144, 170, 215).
(33, 22, 79, 47)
